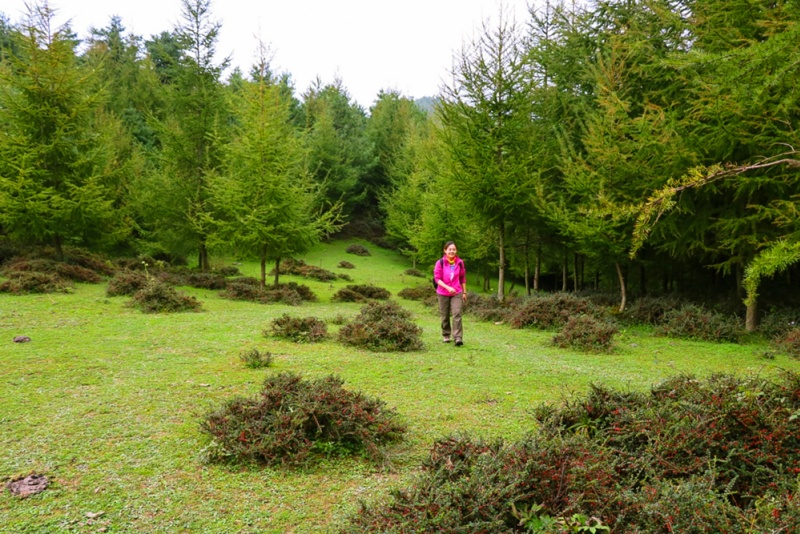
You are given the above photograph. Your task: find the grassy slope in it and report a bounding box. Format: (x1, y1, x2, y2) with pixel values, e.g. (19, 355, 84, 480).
(1, 239, 798, 533)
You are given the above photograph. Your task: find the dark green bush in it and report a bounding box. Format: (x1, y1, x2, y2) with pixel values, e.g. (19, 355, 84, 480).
(272, 258, 338, 281)
(220, 281, 268, 302)
(507, 293, 599, 330)
(3, 258, 103, 283)
(268, 314, 328, 342)
(0, 271, 72, 294)
(183, 272, 228, 290)
(404, 268, 424, 277)
(107, 271, 149, 296)
(261, 287, 303, 306)
(345, 243, 371, 256)
(214, 265, 241, 277)
(466, 293, 515, 323)
(331, 288, 366, 302)
(655, 304, 743, 343)
(333, 284, 390, 302)
(338, 301, 424, 352)
(552, 314, 618, 352)
(239, 348, 274, 369)
(200, 372, 406, 465)
(759, 307, 800, 339)
(128, 280, 203, 313)
(620, 295, 683, 326)
(342, 372, 800, 533)
(338, 261, 355, 269)
(773, 326, 800, 358)
(397, 285, 430, 301)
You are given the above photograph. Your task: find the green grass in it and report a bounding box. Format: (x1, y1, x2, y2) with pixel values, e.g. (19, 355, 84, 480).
(1, 238, 798, 533)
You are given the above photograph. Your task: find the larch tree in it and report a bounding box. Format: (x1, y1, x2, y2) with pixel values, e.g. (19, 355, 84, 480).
(437, 8, 537, 301)
(208, 55, 341, 289)
(0, 3, 124, 259)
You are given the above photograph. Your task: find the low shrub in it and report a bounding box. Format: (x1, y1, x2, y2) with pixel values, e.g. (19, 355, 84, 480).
(338, 301, 424, 352)
(199, 372, 406, 465)
(332, 284, 390, 301)
(345, 243, 371, 256)
(404, 268, 424, 277)
(276, 282, 317, 302)
(620, 295, 683, 326)
(759, 307, 800, 339)
(272, 258, 338, 282)
(328, 313, 350, 325)
(0, 271, 72, 294)
(330, 288, 365, 302)
(342, 372, 800, 533)
(655, 304, 743, 343)
(507, 293, 599, 330)
(773, 326, 800, 358)
(220, 281, 268, 302)
(3, 258, 102, 283)
(183, 272, 228, 290)
(261, 287, 303, 306)
(214, 265, 241, 277)
(397, 285, 430, 301)
(552, 314, 618, 352)
(107, 271, 149, 297)
(466, 294, 514, 323)
(268, 314, 328, 342)
(239, 348, 274, 369)
(128, 280, 203, 313)
(338, 261, 355, 269)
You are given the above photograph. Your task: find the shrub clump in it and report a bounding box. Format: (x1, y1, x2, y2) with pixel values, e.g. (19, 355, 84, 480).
(3, 258, 102, 283)
(342, 372, 800, 533)
(200, 372, 406, 465)
(552, 314, 618, 352)
(338, 260, 355, 269)
(183, 272, 228, 290)
(0, 271, 72, 294)
(107, 270, 149, 296)
(404, 268, 424, 277)
(466, 293, 515, 323)
(397, 285, 431, 301)
(759, 307, 800, 339)
(345, 243, 371, 256)
(239, 348, 274, 369)
(338, 301, 424, 352)
(772, 326, 800, 358)
(214, 265, 241, 277)
(268, 314, 328, 342)
(128, 280, 203, 313)
(655, 304, 742, 343)
(620, 295, 683, 326)
(272, 258, 338, 282)
(332, 284, 390, 302)
(507, 293, 599, 330)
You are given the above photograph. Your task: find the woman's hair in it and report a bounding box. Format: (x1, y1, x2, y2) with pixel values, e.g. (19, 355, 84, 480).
(443, 241, 456, 250)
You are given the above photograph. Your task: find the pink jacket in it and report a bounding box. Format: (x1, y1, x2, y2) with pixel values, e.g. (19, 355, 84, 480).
(434, 256, 466, 296)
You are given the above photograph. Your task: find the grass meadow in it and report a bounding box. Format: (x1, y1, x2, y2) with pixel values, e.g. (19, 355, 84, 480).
(2, 239, 799, 533)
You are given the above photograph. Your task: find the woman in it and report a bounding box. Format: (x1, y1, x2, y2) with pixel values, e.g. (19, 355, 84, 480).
(433, 241, 467, 346)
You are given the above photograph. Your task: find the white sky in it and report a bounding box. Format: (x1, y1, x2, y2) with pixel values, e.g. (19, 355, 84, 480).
(2, 0, 536, 109)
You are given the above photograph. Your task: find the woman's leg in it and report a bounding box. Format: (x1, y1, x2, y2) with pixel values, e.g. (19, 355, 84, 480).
(451, 294, 463, 344)
(438, 294, 452, 340)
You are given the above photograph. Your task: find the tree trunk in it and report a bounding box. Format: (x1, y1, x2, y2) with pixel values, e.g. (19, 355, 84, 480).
(53, 234, 64, 262)
(523, 241, 531, 296)
(534, 243, 541, 292)
(259, 245, 268, 290)
(562, 246, 568, 292)
(745, 299, 758, 332)
(273, 256, 281, 288)
(199, 242, 210, 272)
(615, 262, 627, 313)
(497, 222, 506, 302)
(573, 252, 579, 292)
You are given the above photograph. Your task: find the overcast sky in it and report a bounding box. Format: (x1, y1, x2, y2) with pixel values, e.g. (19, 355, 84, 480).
(2, 0, 536, 109)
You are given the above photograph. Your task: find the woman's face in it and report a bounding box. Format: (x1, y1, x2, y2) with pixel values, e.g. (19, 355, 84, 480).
(444, 244, 457, 258)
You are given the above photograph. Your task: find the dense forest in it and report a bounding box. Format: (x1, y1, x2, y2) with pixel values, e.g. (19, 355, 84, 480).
(1, 0, 800, 329)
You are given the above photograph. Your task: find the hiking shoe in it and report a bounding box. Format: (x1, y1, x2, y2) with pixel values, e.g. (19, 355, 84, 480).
(455, 339, 463, 347)
(443, 337, 451, 343)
